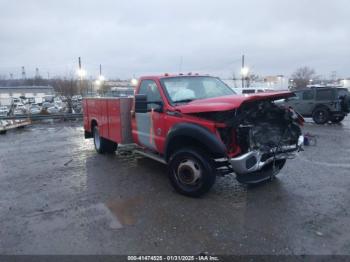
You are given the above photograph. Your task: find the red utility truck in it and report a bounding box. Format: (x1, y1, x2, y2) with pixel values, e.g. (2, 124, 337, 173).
(83, 75, 304, 197)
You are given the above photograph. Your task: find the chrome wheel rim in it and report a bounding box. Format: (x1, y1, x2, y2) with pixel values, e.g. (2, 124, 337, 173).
(176, 159, 202, 186)
(316, 111, 325, 122)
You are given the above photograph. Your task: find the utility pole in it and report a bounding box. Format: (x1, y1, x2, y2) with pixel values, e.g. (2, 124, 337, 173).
(99, 64, 102, 77)
(78, 57, 83, 95)
(35, 68, 40, 78)
(78, 57, 82, 79)
(241, 55, 245, 88)
(331, 71, 337, 84)
(89, 75, 93, 96)
(21, 66, 26, 80)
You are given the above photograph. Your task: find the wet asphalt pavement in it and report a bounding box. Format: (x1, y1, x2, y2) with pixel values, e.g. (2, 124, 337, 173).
(0, 119, 350, 255)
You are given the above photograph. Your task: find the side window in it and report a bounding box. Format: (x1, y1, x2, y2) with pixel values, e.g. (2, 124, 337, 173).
(138, 80, 163, 110)
(302, 90, 314, 100)
(293, 92, 302, 100)
(316, 89, 335, 100)
(242, 90, 255, 94)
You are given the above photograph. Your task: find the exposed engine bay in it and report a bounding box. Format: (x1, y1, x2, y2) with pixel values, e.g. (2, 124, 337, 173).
(194, 100, 302, 154)
(235, 100, 302, 155)
(193, 99, 303, 178)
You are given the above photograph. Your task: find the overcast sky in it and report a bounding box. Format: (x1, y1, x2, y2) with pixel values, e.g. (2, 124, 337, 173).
(0, 0, 349, 79)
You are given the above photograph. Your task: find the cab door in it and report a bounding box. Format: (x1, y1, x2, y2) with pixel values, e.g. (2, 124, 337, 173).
(134, 80, 165, 152)
(288, 90, 314, 116)
(298, 90, 315, 116)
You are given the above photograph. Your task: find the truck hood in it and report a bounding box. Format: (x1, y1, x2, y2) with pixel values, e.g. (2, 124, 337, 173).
(174, 91, 293, 114)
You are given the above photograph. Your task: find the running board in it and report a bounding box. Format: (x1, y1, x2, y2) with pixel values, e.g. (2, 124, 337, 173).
(134, 149, 167, 164)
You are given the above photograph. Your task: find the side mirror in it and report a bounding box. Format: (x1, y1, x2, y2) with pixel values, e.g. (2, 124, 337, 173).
(152, 101, 163, 113)
(135, 94, 147, 113)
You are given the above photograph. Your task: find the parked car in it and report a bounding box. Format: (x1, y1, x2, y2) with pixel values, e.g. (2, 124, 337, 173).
(0, 106, 9, 116)
(83, 74, 304, 197)
(12, 98, 21, 104)
(15, 103, 26, 109)
(47, 105, 62, 114)
(29, 105, 41, 114)
(72, 95, 82, 102)
(232, 87, 275, 94)
(14, 109, 25, 115)
(42, 102, 54, 109)
(13, 103, 27, 114)
(281, 87, 350, 124)
(27, 97, 36, 104)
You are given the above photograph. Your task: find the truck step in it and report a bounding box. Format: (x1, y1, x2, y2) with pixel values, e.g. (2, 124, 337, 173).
(134, 149, 167, 164)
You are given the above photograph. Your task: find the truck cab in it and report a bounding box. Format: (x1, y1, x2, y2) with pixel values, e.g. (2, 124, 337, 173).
(83, 74, 304, 197)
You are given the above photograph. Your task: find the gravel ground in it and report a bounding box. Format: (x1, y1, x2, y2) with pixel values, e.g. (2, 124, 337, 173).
(0, 118, 350, 255)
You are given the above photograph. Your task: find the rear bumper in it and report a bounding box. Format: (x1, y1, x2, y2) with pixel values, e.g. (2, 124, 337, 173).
(229, 135, 304, 174)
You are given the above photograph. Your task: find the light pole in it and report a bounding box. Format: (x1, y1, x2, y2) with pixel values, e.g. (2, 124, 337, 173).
(77, 57, 87, 95)
(241, 67, 249, 88)
(289, 79, 294, 89)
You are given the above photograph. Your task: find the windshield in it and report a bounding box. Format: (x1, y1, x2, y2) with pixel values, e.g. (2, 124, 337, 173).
(160, 76, 235, 104)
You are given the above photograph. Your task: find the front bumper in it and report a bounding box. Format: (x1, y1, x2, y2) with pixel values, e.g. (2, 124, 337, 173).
(229, 135, 304, 174)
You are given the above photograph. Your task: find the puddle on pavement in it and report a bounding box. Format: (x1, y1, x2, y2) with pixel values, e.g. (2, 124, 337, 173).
(105, 196, 144, 226)
(212, 175, 248, 203)
(25, 196, 144, 233)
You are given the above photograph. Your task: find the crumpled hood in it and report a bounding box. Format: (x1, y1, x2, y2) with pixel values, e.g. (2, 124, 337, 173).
(174, 91, 293, 114)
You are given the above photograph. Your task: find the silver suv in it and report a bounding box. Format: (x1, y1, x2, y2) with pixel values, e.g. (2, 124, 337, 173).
(282, 87, 350, 124)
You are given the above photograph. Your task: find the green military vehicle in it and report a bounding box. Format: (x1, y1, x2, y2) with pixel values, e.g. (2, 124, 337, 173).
(282, 87, 350, 124)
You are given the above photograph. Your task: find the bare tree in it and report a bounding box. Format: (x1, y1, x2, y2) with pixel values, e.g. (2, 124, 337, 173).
(291, 66, 318, 89)
(50, 76, 79, 113)
(246, 73, 260, 87)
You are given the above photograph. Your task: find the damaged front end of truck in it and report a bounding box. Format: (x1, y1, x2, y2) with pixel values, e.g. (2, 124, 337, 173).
(183, 93, 304, 184)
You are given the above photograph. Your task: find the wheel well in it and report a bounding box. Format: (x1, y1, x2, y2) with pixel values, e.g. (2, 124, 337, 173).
(312, 105, 330, 114)
(91, 120, 98, 132)
(166, 136, 220, 162)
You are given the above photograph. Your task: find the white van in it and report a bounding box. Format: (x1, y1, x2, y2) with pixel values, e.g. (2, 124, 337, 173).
(232, 87, 275, 95)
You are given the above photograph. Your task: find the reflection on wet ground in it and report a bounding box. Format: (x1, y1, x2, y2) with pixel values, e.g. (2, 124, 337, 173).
(1, 119, 350, 254)
(106, 196, 144, 226)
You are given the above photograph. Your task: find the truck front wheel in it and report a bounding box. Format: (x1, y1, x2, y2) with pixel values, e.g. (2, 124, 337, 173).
(93, 126, 118, 154)
(168, 148, 216, 197)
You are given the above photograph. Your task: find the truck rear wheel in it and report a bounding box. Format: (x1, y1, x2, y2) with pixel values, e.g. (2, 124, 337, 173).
(312, 107, 329, 124)
(93, 126, 118, 154)
(168, 148, 216, 197)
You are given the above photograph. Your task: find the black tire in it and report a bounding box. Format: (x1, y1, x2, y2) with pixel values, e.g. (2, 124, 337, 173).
(93, 126, 118, 154)
(236, 159, 286, 184)
(312, 107, 330, 124)
(331, 115, 345, 123)
(167, 148, 216, 197)
(0, 130, 7, 135)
